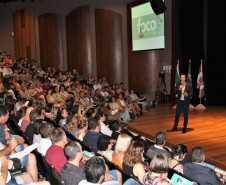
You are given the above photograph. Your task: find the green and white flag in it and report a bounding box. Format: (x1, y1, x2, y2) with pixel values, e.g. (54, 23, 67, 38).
(175, 61, 180, 87)
(197, 61, 204, 99)
(187, 60, 192, 98)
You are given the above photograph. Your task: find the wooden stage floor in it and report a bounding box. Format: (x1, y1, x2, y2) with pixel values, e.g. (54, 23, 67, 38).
(127, 103, 226, 170)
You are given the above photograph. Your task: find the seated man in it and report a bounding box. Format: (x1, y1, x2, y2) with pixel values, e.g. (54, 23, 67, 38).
(146, 131, 171, 159)
(37, 123, 54, 156)
(0, 156, 50, 185)
(61, 142, 86, 185)
(79, 157, 120, 185)
(0, 105, 38, 182)
(183, 146, 225, 185)
(152, 87, 164, 107)
(45, 127, 68, 174)
(83, 117, 102, 152)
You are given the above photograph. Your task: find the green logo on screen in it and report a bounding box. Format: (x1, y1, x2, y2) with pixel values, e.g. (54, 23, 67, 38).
(132, 14, 164, 40)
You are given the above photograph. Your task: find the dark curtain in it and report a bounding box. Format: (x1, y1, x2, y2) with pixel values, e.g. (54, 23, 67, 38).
(174, 0, 226, 106)
(206, 0, 226, 105)
(175, 0, 204, 106)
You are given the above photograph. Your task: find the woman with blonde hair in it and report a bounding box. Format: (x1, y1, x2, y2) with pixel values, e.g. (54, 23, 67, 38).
(66, 114, 84, 135)
(123, 141, 146, 183)
(143, 153, 171, 185)
(112, 133, 132, 169)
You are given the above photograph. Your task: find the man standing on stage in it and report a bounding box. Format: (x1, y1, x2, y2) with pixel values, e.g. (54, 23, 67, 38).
(168, 73, 193, 134)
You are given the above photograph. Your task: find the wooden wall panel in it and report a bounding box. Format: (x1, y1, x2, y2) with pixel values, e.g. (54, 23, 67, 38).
(66, 5, 92, 74)
(95, 9, 123, 84)
(38, 13, 63, 70)
(13, 8, 36, 60)
(127, 1, 162, 94)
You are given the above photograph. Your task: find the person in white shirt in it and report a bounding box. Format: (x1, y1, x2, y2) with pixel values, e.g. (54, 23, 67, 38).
(130, 89, 147, 112)
(93, 80, 102, 90)
(37, 123, 54, 156)
(97, 111, 112, 137)
(2, 63, 13, 77)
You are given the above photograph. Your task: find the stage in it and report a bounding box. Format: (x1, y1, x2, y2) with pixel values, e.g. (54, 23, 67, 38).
(127, 103, 226, 170)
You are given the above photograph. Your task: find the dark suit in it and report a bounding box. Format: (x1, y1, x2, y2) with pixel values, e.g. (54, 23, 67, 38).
(173, 82, 193, 130)
(183, 162, 224, 185)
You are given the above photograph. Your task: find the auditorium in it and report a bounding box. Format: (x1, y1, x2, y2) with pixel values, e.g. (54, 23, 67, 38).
(0, 0, 226, 184)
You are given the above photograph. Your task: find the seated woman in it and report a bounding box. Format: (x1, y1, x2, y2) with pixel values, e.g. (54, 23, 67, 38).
(33, 82, 44, 98)
(168, 144, 187, 174)
(75, 119, 88, 141)
(123, 141, 146, 183)
(46, 87, 64, 108)
(97, 135, 114, 161)
(109, 96, 131, 124)
(124, 90, 142, 115)
(16, 105, 27, 127)
(112, 133, 132, 169)
(59, 84, 74, 108)
(143, 153, 171, 185)
(117, 93, 139, 118)
(55, 108, 69, 129)
(100, 102, 124, 124)
(26, 83, 37, 100)
(52, 86, 66, 106)
(130, 89, 147, 112)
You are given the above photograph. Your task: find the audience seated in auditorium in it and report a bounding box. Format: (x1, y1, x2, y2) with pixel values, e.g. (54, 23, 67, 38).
(101, 102, 124, 124)
(124, 91, 142, 115)
(117, 93, 138, 119)
(0, 105, 39, 182)
(146, 131, 171, 159)
(0, 156, 50, 185)
(109, 96, 131, 124)
(143, 153, 171, 185)
(183, 146, 225, 185)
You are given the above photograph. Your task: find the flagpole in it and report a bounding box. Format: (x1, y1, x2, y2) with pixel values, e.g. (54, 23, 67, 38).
(195, 59, 206, 110)
(188, 59, 195, 109)
(173, 59, 179, 109)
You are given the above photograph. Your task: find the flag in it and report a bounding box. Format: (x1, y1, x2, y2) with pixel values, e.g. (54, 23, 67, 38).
(197, 61, 204, 99)
(175, 61, 180, 87)
(187, 60, 192, 98)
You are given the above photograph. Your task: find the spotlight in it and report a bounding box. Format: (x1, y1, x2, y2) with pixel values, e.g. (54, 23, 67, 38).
(150, 0, 167, 15)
